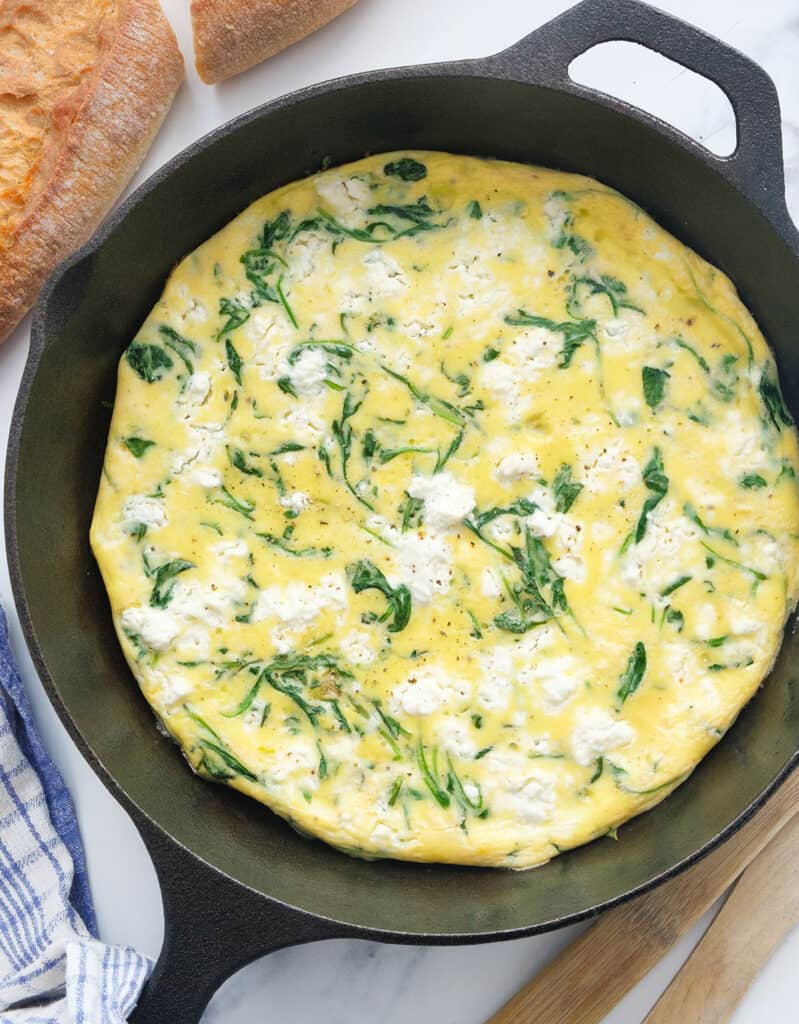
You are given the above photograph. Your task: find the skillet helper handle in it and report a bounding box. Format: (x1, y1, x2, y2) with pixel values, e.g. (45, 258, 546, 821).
(491, 0, 793, 240)
(484, 766, 799, 1024)
(643, 807, 799, 1023)
(128, 819, 338, 1024)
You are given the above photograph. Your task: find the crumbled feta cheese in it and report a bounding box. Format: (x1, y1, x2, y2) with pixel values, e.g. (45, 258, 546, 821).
(171, 423, 224, 476)
(340, 631, 377, 666)
(280, 491, 311, 514)
(121, 496, 166, 533)
(170, 577, 248, 631)
(487, 756, 556, 824)
(477, 646, 515, 711)
(286, 231, 328, 280)
(391, 666, 470, 717)
(407, 472, 475, 532)
(693, 602, 719, 640)
(571, 708, 636, 766)
(495, 452, 540, 483)
(363, 249, 409, 297)
(582, 439, 640, 493)
(287, 347, 328, 396)
(121, 607, 179, 652)
(315, 175, 371, 213)
(190, 466, 222, 489)
(436, 717, 477, 758)
(390, 531, 453, 604)
(268, 739, 317, 783)
(252, 572, 348, 629)
(525, 507, 559, 539)
(518, 655, 581, 713)
(282, 405, 326, 443)
(212, 539, 248, 562)
(180, 372, 211, 406)
(150, 669, 193, 708)
(481, 567, 502, 598)
(478, 359, 530, 424)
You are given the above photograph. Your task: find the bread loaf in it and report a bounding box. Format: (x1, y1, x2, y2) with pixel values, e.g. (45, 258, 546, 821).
(0, 0, 184, 344)
(191, 0, 361, 85)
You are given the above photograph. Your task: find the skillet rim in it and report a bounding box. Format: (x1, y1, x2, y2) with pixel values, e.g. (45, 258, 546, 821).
(6, 35, 799, 945)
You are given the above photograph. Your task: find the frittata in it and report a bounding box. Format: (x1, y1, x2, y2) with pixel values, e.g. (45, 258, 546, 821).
(91, 152, 799, 868)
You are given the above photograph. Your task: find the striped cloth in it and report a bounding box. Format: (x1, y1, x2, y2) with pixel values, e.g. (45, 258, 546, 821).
(0, 605, 152, 1022)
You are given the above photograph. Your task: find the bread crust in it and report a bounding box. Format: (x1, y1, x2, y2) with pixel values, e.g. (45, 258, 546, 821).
(0, 0, 184, 344)
(191, 0, 360, 84)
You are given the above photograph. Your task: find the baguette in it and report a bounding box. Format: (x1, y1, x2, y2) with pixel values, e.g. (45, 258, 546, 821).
(191, 0, 361, 85)
(0, 0, 184, 345)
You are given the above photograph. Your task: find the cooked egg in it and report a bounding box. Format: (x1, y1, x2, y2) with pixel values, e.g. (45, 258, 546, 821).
(91, 152, 799, 868)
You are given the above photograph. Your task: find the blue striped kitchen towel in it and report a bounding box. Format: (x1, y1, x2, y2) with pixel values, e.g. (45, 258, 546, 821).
(0, 605, 152, 1022)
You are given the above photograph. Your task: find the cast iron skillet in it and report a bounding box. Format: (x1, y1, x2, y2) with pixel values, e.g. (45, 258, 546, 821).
(6, 0, 799, 1020)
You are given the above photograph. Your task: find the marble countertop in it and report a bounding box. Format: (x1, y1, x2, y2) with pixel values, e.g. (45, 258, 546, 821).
(1, 0, 798, 1019)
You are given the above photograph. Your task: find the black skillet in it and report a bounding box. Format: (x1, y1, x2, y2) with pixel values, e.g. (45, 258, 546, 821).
(6, 0, 799, 1020)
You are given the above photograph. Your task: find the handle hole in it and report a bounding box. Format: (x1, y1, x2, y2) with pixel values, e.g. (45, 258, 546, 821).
(568, 41, 736, 157)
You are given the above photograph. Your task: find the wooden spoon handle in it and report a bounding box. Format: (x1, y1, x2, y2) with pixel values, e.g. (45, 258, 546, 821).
(643, 808, 799, 1024)
(486, 769, 799, 1024)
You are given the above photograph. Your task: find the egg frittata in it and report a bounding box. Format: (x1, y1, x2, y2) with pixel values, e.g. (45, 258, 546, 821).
(91, 152, 799, 869)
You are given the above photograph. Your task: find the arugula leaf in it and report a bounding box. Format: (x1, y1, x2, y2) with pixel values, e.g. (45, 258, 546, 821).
(256, 531, 332, 559)
(269, 442, 305, 456)
(435, 430, 464, 473)
(548, 194, 592, 259)
(262, 211, 292, 249)
(494, 527, 568, 634)
(125, 437, 155, 458)
(159, 326, 198, 373)
(568, 274, 643, 318)
(467, 199, 483, 219)
(683, 502, 737, 545)
(149, 559, 194, 608)
(198, 739, 258, 782)
(227, 446, 262, 476)
(277, 376, 297, 397)
(759, 366, 793, 431)
(701, 541, 767, 583)
(379, 446, 436, 464)
(642, 366, 669, 410)
(368, 198, 436, 225)
(635, 448, 668, 543)
(383, 158, 427, 181)
(347, 558, 412, 632)
(225, 339, 243, 385)
(617, 642, 647, 704)
(126, 342, 173, 383)
(217, 297, 250, 340)
(552, 464, 583, 513)
(381, 364, 465, 425)
(504, 310, 596, 368)
(660, 575, 692, 597)
(240, 249, 283, 303)
(740, 474, 767, 489)
(471, 498, 537, 530)
(332, 390, 373, 509)
(400, 494, 424, 532)
(416, 739, 450, 808)
(287, 340, 354, 365)
(212, 485, 255, 521)
(672, 336, 710, 373)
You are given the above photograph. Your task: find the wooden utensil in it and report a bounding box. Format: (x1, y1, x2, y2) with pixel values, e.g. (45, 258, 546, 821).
(643, 807, 799, 1023)
(486, 769, 799, 1024)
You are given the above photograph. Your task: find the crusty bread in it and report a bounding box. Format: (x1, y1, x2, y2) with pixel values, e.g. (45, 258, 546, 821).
(191, 0, 361, 85)
(0, 0, 184, 345)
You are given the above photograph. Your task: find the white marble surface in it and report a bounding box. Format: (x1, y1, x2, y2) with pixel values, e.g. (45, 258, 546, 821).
(1, 0, 798, 1019)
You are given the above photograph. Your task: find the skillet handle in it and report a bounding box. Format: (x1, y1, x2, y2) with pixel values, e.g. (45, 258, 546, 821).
(128, 816, 341, 1024)
(490, 0, 795, 242)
